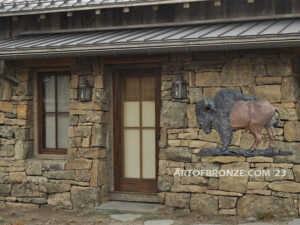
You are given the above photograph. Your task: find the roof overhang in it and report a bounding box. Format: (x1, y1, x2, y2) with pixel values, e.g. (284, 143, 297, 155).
(1, 36, 300, 60)
(0, 19, 299, 60)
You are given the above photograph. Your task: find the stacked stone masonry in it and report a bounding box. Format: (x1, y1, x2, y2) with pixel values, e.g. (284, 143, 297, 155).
(159, 50, 300, 217)
(0, 49, 299, 217)
(0, 58, 109, 209)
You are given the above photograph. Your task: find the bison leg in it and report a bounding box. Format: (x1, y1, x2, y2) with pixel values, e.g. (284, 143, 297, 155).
(266, 126, 275, 149)
(250, 128, 262, 150)
(219, 126, 233, 151)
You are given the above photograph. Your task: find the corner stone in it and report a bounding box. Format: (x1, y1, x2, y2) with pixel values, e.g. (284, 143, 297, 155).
(71, 186, 100, 209)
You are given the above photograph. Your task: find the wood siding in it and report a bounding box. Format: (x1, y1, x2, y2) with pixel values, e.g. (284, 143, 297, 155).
(0, 0, 300, 39)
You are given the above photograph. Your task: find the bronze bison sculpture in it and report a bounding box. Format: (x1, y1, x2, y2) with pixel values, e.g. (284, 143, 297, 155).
(195, 89, 280, 152)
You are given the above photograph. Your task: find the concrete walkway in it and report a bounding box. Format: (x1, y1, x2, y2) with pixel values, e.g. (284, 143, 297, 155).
(95, 201, 300, 225)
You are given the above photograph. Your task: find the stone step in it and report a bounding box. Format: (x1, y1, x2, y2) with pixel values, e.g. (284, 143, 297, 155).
(95, 201, 164, 213)
(109, 192, 160, 203)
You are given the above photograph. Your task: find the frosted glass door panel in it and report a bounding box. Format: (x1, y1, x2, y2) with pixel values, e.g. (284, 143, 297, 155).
(121, 75, 157, 184)
(57, 115, 69, 149)
(125, 78, 140, 101)
(43, 76, 55, 112)
(142, 101, 155, 127)
(142, 129, 156, 179)
(141, 77, 155, 100)
(124, 101, 140, 127)
(124, 129, 140, 178)
(57, 76, 70, 112)
(45, 115, 55, 148)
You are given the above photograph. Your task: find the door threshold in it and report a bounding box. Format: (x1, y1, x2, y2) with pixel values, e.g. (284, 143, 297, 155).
(96, 201, 163, 213)
(109, 191, 160, 203)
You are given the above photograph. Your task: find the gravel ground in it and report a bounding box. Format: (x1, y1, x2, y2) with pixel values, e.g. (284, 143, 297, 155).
(0, 205, 295, 225)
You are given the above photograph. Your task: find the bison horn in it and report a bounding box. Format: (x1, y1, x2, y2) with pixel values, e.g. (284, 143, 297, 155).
(203, 96, 210, 107)
(203, 96, 216, 111)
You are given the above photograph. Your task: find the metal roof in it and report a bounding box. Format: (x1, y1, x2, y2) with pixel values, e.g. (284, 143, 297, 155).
(0, 0, 207, 17)
(0, 18, 300, 59)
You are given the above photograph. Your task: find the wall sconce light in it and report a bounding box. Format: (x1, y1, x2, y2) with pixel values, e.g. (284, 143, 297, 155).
(173, 76, 187, 99)
(78, 77, 92, 102)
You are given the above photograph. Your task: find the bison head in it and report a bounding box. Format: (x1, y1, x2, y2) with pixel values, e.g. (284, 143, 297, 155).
(195, 97, 216, 134)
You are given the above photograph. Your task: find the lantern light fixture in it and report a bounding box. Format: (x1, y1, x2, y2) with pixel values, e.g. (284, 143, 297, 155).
(78, 77, 92, 102)
(173, 76, 187, 99)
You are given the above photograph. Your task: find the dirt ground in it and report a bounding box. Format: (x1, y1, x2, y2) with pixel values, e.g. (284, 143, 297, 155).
(0, 205, 293, 225)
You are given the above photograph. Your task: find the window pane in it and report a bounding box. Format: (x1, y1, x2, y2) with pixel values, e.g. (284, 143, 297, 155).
(57, 115, 69, 149)
(124, 101, 140, 127)
(142, 101, 155, 127)
(124, 77, 140, 101)
(124, 129, 140, 178)
(142, 129, 156, 179)
(43, 76, 55, 112)
(44, 115, 56, 148)
(141, 77, 155, 100)
(57, 76, 70, 112)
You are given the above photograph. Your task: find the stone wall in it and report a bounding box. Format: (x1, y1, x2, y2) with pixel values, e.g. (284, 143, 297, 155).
(0, 58, 109, 209)
(159, 50, 300, 217)
(0, 49, 299, 216)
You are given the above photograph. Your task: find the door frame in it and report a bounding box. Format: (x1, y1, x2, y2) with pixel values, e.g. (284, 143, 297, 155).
(113, 67, 161, 193)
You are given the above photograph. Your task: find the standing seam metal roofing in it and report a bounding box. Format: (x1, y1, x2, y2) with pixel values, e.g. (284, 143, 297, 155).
(0, 18, 300, 59)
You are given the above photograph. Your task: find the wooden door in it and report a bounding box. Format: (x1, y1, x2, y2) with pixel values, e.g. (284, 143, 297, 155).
(114, 68, 160, 193)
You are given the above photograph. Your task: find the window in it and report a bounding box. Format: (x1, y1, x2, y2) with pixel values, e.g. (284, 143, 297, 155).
(38, 72, 70, 154)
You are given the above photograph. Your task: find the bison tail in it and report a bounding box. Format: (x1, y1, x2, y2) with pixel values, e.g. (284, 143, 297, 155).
(273, 108, 280, 128)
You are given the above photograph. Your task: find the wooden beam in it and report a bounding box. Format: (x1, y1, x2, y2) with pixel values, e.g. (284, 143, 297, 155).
(98, 54, 168, 64)
(22, 58, 76, 67)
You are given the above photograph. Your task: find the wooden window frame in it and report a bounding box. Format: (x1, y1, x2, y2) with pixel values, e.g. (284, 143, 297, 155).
(37, 71, 70, 155)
